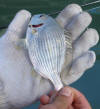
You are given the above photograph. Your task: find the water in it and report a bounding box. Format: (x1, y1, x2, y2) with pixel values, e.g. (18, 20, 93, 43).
(0, 0, 100, 109)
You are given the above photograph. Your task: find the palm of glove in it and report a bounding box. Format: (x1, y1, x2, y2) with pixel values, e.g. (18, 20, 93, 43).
(0, 4, 99, 109)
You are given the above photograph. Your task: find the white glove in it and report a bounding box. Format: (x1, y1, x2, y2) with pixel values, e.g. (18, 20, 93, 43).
(0, 4, 99, 109)
(56, 4, 99, 85)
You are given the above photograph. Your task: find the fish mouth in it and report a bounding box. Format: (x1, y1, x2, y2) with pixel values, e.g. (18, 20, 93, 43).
(29, 23, 44, 28)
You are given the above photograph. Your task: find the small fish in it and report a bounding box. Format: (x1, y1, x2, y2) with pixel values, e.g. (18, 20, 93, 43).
(18, 14, 73, 91)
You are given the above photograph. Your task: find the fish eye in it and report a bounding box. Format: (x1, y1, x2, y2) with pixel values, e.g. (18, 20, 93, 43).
(40, 14, 47, 20)
(40, 14, 44, 17)
(28, 25, 31, 27)
(28, 25, 31, 28)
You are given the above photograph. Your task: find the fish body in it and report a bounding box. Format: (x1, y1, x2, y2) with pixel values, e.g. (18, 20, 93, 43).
(26, 14, 72, 90)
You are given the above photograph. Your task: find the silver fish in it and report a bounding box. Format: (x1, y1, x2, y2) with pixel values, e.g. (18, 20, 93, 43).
(18, 14, 73, 91)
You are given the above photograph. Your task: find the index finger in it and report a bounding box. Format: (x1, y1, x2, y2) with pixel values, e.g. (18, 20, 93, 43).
(4, 10, 31, 41)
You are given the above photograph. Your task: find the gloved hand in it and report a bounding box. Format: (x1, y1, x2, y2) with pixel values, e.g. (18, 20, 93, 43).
(0, 4, 99, 109)
(56, 4, 99, 85)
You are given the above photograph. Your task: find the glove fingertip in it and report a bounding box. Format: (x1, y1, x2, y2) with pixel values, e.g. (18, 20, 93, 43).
(87, 51, 96, 67)
(5, 9, 31, 40)
(56, 3, 82, 28)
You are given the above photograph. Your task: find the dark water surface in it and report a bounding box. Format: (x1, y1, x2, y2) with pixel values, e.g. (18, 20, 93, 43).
(0, 0, 100, 109)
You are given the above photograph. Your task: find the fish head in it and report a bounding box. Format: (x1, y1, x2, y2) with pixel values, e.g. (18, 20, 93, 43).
(28, 14, 56, 33)
(26, 14, 57, 46)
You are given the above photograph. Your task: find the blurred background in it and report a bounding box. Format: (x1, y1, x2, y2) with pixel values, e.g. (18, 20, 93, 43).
(0, 0, 100, 109)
